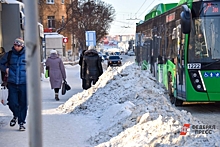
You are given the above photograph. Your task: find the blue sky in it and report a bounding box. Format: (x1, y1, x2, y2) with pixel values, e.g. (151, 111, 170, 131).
(103, 0, 180, 35)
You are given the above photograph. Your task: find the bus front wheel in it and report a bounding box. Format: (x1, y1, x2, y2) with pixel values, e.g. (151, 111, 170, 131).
(174, 98, 183, 106)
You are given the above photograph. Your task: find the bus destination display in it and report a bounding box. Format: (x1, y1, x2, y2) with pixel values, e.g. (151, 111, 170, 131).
(202, 2, 220, 16)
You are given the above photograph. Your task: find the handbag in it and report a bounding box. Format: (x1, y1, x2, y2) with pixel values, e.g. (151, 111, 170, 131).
(61, 80, 71, 95)
(0, 86, 8, 106)
(2, 74, 8, 86)
(45, 66, 49, 78)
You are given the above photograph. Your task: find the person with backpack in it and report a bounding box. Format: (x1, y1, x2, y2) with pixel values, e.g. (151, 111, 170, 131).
(0, 38, 27, 131)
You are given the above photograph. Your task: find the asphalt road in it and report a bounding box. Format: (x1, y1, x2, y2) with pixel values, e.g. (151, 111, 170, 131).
(176, 102, 220, 130)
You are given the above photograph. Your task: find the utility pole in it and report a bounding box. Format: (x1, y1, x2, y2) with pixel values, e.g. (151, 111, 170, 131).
(23, 0, 43, 147)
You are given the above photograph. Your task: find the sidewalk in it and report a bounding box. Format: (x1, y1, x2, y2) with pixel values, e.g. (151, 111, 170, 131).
(0, 64, 95, 147)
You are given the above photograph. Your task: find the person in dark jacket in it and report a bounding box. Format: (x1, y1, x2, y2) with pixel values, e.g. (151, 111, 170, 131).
(79, 49, 86, 89)
(82, 46, 103, 89)
(45, 49, 66, 101)
(0, 38, 27, 131)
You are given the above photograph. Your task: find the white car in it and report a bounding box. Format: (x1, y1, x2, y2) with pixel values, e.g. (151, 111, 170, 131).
(127, 51, 135, 56)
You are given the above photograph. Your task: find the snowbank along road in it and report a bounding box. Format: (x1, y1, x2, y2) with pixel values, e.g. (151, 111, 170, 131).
(59, 62, 220, 147)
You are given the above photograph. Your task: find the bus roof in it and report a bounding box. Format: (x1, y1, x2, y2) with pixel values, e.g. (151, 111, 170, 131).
(144, 3, 178, 22)
(177, 0, 193, 6)
(136, 0, 195, 25)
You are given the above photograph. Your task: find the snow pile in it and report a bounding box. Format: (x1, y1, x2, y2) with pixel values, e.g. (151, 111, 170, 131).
(58, 62, 220, 147)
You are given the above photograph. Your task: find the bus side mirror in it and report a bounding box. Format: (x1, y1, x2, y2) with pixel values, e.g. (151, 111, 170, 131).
(180, 5, 191, 34)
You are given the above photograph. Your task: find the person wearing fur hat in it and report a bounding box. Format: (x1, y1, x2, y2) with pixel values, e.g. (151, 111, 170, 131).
(82, 46, 103, 89)
(45, 49, 66, 101)
(0, 37, 27, 131)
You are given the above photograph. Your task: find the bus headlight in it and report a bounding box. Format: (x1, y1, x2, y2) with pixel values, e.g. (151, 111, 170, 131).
(193, 73, 197, 77)
(189, 70, 205, 92)
(195, 79, 199, 83)
(197, 84, 202, 89)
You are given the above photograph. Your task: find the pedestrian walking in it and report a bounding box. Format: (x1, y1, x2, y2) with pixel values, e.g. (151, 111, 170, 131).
(79, 49, 86, 89)
(45, 49, 66, 101)
(82, 46, 103, 89)
(0, 38, 27, 131)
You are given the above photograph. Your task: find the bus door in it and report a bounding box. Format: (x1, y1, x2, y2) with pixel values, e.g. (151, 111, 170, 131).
(175, 24, 186, 100)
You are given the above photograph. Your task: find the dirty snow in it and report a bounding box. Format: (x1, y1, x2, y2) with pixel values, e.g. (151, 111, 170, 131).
(58, 62, 220, 147)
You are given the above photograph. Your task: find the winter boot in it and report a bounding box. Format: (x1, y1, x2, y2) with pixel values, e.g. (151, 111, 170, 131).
(19, 123, 26, 131)
(55, 93, 59, 101)
(10, 117, 17, 127)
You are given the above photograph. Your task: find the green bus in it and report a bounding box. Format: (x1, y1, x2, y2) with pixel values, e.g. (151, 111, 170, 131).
(135, 0, 220, 106)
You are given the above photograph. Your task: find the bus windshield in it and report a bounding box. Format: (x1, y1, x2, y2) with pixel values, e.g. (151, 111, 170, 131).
(188, 2, 220, 62)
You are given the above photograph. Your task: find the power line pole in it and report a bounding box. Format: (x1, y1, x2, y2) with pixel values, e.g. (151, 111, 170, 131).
(23, 0, 43, 147)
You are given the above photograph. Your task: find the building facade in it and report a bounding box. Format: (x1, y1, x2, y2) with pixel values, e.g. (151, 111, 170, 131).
(38, 0, 78, 59)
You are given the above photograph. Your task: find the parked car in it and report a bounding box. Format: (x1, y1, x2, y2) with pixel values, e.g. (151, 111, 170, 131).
(107, 55, 122, 67)
(98, 52, 102, 57)
(102, 54, 108, 60)
(114, 52, 121, 55)
(127, 51, 135, 56)
(97, 52, 105, 62)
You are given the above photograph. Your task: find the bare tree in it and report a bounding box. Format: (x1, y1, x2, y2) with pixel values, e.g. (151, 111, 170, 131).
(57, 0, 115, 50)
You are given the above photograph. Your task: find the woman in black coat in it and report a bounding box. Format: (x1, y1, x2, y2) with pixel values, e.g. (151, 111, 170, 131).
(82, 46, 103, 89)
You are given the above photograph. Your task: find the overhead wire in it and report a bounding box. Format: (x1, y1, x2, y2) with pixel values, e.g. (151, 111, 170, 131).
(111, 0, 148, 35)
(132, 0, 148, 18)
(118, 19, 136, 34)
(110, 0, 157, 35)
(118, 0, 156, 35)
(137, 0, 156, 19)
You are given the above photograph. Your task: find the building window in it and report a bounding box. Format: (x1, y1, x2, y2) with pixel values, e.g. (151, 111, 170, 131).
(46, 0, 54, 4)
(61, 0, 64, 4)
(48, 16, 55, 28)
